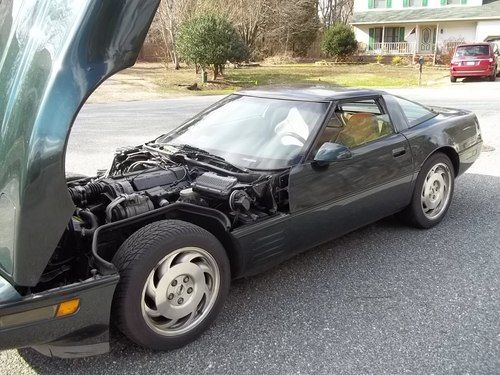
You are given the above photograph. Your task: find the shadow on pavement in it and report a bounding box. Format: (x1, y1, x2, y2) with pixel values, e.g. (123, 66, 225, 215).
(15, 173, 500, 375)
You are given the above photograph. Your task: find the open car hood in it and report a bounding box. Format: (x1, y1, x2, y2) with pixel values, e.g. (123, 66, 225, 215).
(0, 0, 159, 286)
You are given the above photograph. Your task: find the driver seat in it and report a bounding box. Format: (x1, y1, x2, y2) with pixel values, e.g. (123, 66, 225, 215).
(336, 113, 380, 148)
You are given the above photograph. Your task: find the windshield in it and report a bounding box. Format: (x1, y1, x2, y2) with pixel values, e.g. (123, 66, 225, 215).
(455, 45, 490, 57)
(157, 95, 329, 170)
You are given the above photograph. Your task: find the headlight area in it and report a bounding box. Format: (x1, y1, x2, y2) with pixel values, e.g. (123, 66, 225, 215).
(0, 298, 80, 329)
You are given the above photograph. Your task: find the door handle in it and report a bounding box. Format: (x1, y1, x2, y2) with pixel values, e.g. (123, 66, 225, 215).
(392, 147, 406, 157)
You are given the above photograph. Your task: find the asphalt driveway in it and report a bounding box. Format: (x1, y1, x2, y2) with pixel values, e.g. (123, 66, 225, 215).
(1, 83, 499, 374)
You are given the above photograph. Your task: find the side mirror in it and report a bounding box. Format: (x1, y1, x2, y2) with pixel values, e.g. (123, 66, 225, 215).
(313, 142, 352, 166)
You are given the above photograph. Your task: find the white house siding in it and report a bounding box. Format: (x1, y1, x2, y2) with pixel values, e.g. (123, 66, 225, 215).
(438, 21, 477, 43)
(354, 0, 483, 12)
(475, 20, 500, 41)
(354, 21, 479, 48)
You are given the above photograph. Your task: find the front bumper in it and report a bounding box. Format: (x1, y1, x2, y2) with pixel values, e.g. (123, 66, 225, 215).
(0, 274, 118, 358)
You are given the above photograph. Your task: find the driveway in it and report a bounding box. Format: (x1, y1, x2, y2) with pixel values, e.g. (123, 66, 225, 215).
(1, 84, 499, 374)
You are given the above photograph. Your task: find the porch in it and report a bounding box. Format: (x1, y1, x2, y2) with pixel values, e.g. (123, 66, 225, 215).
(361, 24, 466, 62)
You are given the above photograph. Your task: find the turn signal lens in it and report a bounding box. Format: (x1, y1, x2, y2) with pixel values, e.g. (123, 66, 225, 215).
(56, 298, 80, 317)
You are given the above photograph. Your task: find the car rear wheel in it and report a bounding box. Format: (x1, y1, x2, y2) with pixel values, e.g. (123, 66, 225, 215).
(450, 76, 457, 83)
(111, 220, 230, 350)
(400, 153, 455, 229)
(489, 66, 497, 81)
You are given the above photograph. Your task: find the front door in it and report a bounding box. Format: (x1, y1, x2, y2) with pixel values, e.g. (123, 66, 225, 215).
(419, 26, 435, 53)
(287, 96, 414, 252)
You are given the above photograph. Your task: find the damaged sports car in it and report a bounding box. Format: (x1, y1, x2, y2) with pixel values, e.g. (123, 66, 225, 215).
(0, 0, 483, 358)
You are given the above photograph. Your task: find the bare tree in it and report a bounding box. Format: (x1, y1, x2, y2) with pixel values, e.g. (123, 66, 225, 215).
(318, 0, 354, 27)
(149, 0, 196, 69)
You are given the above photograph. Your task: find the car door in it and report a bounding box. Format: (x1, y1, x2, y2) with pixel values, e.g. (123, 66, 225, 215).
(287, 96, 414, 252)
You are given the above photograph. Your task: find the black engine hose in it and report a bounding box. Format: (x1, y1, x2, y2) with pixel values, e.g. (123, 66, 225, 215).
(77, 209, 99, 238)
(173, 154, 262, 183)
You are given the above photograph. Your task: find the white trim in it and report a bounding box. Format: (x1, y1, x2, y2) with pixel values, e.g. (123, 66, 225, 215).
(352, 16, 500, 25)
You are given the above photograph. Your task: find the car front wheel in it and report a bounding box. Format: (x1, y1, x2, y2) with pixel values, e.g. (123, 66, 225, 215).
(450, 76, 457, 83)
(111, 220, 230, 350)
(401, 153, 455, 229)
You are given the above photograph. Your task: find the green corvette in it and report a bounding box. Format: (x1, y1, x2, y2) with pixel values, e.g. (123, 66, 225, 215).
(0, 0, 482, 358)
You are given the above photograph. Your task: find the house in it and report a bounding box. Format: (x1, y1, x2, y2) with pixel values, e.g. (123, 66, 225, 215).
(351, 0, 500, 62)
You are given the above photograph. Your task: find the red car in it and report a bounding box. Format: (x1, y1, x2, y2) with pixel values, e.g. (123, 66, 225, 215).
(450, 42, 499, 82)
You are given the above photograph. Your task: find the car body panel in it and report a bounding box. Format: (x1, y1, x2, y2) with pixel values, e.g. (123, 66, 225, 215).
(0, 0, 160, 286)
(0, 273, 118, 357)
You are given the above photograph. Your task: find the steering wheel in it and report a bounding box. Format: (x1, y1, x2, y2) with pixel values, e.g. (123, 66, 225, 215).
(278, 131, 307, 145)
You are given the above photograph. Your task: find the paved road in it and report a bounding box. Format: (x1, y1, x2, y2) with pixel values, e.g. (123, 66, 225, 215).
(1, 83, 499, 374)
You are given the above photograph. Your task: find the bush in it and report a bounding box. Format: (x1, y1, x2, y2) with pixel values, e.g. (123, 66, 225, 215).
(376, 54, 383, 64)
(321, 24, 358, 61)
(177, 14, 249, 79)
(391, 56, 402, 65)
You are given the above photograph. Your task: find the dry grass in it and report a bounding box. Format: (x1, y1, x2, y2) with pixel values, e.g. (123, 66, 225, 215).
(89, 61, 449, 103)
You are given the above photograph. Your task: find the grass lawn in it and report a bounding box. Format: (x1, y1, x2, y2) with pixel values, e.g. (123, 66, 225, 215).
(153, 63, 449, 95)
(89, 62, 449, 103)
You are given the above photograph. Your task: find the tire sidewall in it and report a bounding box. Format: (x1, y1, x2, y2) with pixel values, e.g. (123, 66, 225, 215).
(410, 153, 455, 228)
(112, 220, 230, 350)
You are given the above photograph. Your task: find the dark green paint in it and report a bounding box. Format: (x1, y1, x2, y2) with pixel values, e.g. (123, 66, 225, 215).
(0, 0, 160, 286)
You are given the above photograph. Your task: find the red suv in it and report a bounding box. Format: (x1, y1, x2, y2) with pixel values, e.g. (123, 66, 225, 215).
(450, 42, 499, 82)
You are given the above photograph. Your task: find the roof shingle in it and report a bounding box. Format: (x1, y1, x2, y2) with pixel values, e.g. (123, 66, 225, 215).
(351, 0, 500, 24)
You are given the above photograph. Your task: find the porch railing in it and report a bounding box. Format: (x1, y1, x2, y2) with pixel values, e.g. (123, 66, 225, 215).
(368, 42, 417, 55)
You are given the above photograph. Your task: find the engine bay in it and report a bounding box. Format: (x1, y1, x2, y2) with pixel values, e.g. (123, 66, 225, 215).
(67, 144, 287, 229)
(36, 144, 289, 290)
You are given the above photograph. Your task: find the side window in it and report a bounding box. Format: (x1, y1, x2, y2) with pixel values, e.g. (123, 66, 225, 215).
(394, 96, 436, 127)
(333, 98, 394, 149)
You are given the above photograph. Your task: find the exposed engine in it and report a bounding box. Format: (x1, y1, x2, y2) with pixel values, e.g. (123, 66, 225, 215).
(66, 145, 283, 239)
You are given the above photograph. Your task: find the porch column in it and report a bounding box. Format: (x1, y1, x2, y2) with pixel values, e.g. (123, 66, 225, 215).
(413, 24, 419, 63)
(381, 26, 385, 52)
(433, 23, 440, 65)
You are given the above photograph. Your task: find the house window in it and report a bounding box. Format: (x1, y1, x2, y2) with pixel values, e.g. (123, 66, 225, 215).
(441, 0, 467, 5)
(385, 27, 405, 43)
(369, 0, 392, 8)
(368, 27, 405, 49)
(404, 0, 428, 7)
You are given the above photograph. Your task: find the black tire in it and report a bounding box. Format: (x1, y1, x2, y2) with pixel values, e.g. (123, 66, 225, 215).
(111, 219, 230, 350)
(450, 76, 457, 83)
(489, 66, 497, 81)
(400, 153, 455, 229)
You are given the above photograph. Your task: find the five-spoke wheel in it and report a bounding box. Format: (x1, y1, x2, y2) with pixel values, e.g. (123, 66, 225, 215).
(142, 247, 220, 336)
(400, 152, 455, 228)
(112, 220, 230, 350)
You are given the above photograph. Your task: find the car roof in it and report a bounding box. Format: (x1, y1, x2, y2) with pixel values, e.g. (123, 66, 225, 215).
(236, 85, 387, 102)
(457, 42, 492, 47)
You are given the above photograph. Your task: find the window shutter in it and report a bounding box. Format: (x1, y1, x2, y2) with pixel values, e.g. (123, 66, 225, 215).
(403, 0, 409, 6)
(387, 0, 392, 7)
(368, 0, 374, 8)
(440, 0, 447, 5)
(369, 28, 375, 49)
(422, 0, 428, 6)
(399, 27, 405, 42)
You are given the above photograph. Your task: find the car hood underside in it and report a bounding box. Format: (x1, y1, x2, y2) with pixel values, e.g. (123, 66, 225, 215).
(0, 0, 160, 286)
